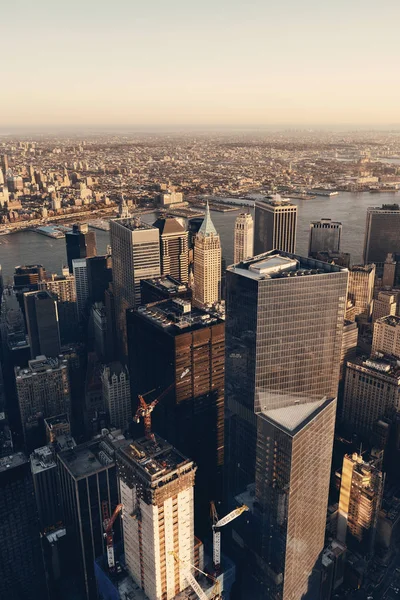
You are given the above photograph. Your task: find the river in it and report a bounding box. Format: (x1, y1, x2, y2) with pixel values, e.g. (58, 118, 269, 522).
(0, 191, 398, 283)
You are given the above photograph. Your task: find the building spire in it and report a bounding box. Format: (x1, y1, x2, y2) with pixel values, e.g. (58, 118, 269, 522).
(199, 201, 217, 236)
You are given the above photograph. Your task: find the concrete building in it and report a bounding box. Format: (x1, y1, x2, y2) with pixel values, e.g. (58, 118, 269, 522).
(226, 251, 348, 495)
(337, 453, 383, 557)
(0, 452, 48, 600)
(342, 356, 400, 437)
(363, 204, 400, 267)
(66, 223, 97, 273)
(15, 355, 71, 447)
(153, 217, 189, 283)
(58, 434, 127, 600)
(253, 397, 337, 600)
(40, 271, 78, 343)
(117, 435, 196, 600)
(254, 197, 297, 255)
(110, 217, 160, 355)
(308, 218, 342, 257)
(234, 212, 254, 263)
(127, 298, 224, 534)
(140, 276, 191, 305)
(372, 315, 400, 358)
(72, 258, 89, 322)
(382, 253, 397, 288)
(193, 203, 221, 307)
(340, 320, 358, 381)
(101, 362, 131, 430)
(30, 445, 63, 532)
(346, 264, 376, 322)
(372, 291, 397, 323)
(159, 190, 184, 206)
(24, 290, 61, 359)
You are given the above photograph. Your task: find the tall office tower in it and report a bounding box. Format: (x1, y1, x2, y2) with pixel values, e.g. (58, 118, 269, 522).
(24, 290, 61, 359)
(86, 254, 112, 303)
(40, 270, 78, 343)
(72, 258, 89, 321)
(104, 283, 118, 361)
(372, 291, 397, 323)
(110, 217, 160, 355)
(117, 435, 196, 600)
(363, 204, 400, 267)
(84, 352, 105, 435)
(30, 445, 63, 532)
(7, 174, 24, 192)
(253, 397, 337, 600)
(226, 251, 348, 494)
(14, 264, 46, 291)
(153, 217, 189, 283)
(140, 275, 191, 304)
(0, 452, 48, 600)
(337, 453, 383, 556)
(15, 356, 71, 447)
(0, 412, 13, 457)
(342, 356, 400, 437)
(127, 298, 224, 533)
(65, 223, 97, 273)
(308, 218, 342, 257)
(382, 253, 397, 288)
(193, 203, 221, 307)
(58, 436, 125, 600)
(234, 212, 254, 263)
(372, 315, 400, 358)
(254, 197, 297, 255)
(101, 361, 131, 430)
(92, 303, 107, 360)
(345, 264, 375, 322)
(1, 153, 8, 174)
(340, 320, 358, 381)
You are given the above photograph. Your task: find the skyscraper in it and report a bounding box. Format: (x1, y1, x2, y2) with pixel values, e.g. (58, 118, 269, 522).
(110, 217, 160, 355)
(72, 258, 89, 321)
(254, 197, 297, 255)
(363, 204, 400, 267)
(24, 290, 61, 359)
(308, 218, 342, 257)
(337, 453, 383, 557)
(127, 297, 224, 533)
(0, 153, 8, 175)
(372, 291, 397, 323)
(253, 397, 337, 600)
(234, 212, 254, 263)
(65, 223, 97, 273)
(345, 264, 375, 322)
(58, 435, 125, 600)
(193, 203, 221, 307)
(0, 452, 48, 600)
(101, 361, 131, 430)
(40, 270, 78, 343)
(372, 315, 400, 358)
(15, 356, 71, 447)
(226, 251, 348, 494)
(86, 254, 113, 303)
(382, 253, 397, 288)
(153, 217, 189, 283)
(117, 435, 197, 600)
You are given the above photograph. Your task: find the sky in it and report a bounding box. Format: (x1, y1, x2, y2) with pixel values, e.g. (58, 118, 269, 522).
(2, 0, 400, 128)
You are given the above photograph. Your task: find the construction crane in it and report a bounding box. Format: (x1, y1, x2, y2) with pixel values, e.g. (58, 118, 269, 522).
(134, 369, 189, 439)
(210, 502, 249, 572)
(102, 501, 123, 571)
(169, 551, 221, 600)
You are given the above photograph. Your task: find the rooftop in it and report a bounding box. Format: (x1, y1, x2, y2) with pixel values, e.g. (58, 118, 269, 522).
(15, 355, 67, 377)
(228, 250, 347, 279)
(153, 216, 186, 235)
(30, 446, 57, 474)
(141, 275, 188, 294)
(376, 315, 400, 328)
(58, 436, 127, 479)
(111, 216, 157, 232)
(260, 398, 331, 435)
(255, 195, 296, 209)
(368, 204, 400, 212)
(198, 202, 218, 236)
(350, 263, 375, 273)
(133, 298, 223, 335)
(349, 355, 400, 379)
(0, 451, 28, 473)
(118, 434, 193, 484)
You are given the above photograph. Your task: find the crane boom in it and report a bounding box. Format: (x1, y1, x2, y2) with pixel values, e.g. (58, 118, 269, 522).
(212, 504, 248, 571)
(169, 551, 220, 600)
(102, 502, 123, 570)
(215, 505, 249, 528)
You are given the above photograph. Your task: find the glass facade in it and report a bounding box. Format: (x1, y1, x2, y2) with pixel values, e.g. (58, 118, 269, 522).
(363, 206, 400, 266)
(226, 252, 348, 494)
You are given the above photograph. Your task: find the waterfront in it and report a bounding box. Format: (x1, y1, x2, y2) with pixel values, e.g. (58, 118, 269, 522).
(0, 191, 397, 282)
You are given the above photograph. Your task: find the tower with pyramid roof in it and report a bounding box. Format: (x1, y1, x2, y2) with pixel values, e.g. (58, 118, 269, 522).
(193, 202, 221, 306)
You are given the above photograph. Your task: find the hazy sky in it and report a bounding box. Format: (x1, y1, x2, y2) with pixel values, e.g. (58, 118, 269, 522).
(2, 0, 400, 127)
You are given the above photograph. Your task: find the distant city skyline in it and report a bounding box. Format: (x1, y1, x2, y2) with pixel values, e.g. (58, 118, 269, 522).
(2, 0, 400, 127)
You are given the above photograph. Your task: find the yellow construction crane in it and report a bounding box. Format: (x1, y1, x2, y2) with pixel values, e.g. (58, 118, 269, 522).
(210, 502, 249, 572)
(169, 551, 221, 600)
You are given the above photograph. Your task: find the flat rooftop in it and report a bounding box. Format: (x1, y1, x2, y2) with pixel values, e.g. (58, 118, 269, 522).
(256, 196, 296, 208)
(132, 298, 223, 335)
(141, 275, 188, 294)
(58, 437, 126, 479)
(228, 250, 347, 280)
(260, 397, 333, 436)
(119, 434, 193, 483)
(376, 315, 400, 328)
(0, 451, 28, 473)
(30, 446, 56, 474)
(45, 413, 70, 428)
(350, 355, 400, 379)
(15, 355, 67, 377)
(111, 217, 156, 232)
